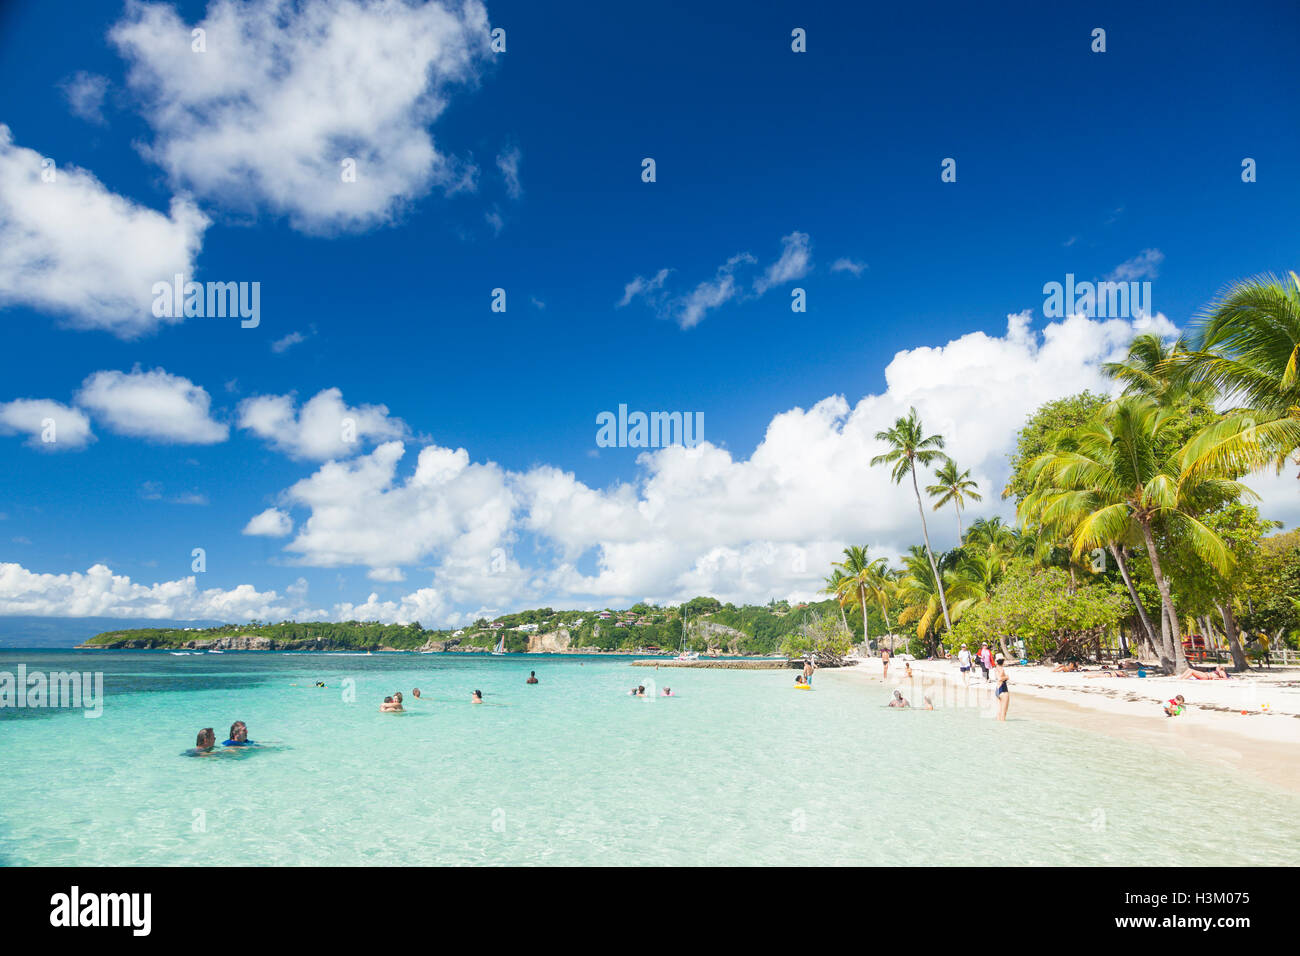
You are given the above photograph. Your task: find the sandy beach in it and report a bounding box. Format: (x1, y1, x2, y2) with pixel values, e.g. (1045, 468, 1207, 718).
(829, 657, 1300, 793)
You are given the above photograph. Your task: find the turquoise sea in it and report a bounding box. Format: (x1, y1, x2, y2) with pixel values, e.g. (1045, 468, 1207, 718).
(2, 650, 1298, 866)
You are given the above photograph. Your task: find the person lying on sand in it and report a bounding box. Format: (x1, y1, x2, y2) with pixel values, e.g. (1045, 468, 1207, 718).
(1052, 661, 1080, 672)
(1086, 670, 1130, 678)
(1179, 666, 1231, 680)
(888, 689, 910, 709)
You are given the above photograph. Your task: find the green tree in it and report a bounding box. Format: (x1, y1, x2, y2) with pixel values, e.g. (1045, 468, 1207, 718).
(872, 407, 953, 633)
(927, 458, 982, 538)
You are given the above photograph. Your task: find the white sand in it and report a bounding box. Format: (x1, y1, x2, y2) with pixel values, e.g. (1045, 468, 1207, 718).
(826, 657, 1300, 792)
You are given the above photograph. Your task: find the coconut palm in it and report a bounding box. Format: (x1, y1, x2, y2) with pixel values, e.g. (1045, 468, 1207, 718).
(821, 569, 853, 633)
(1023, 398, 1252, 672)
(872, 408, 954, 632)
(1173, 271, 1300, 477)
(927, 459, 982, 538)
(832, 545, 890, 650)
(1103, 332, 1215, 405)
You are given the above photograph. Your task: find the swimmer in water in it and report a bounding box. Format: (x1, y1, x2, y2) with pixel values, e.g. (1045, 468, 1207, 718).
(412, 687, 424, 699)
(314, 680, 326, 688)
(526, 671, 539, 684)
(380, 695, 403, 712)
(472, 690, 484, 704)
(188, 727, 218, 756)
(223, 720, 254, 746)
(888, 689, 910, 709)
(662, 687, 673, 697)
(923, 695, 934, 711)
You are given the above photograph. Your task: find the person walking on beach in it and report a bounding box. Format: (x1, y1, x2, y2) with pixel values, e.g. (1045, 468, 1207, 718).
(881, 647, 891, 681)
(991, 656, 1010, 721)
(957, 644, 972, 686)
(977, 643, 992, 682)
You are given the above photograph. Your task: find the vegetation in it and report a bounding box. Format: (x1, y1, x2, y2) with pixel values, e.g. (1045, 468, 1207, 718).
(828, 269, 1300, 674)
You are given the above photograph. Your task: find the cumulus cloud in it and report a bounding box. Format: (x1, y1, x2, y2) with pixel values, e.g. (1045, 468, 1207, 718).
(281, 441, 515, 574)
(0, 399, 94, 451)
(243, 507, 294, 537)
(237, 387, 407, 461)
(0, 562, 311, 621)
(77, 367, 228, 443)
(617, 268, 670, 308)
(0, 125, 209, 337)
(110, 0, 493, 233)
(270, 330, 307, 353)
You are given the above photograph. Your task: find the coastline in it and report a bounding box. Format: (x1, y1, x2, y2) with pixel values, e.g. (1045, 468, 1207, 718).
(828, 658, 1300, 794)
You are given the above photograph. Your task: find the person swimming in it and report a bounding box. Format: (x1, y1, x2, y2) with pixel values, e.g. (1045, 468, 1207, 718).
(223, 721, 254, 746)
(888, 689, 910, 708)
(526, 671, 539, 684)
(314, 680, 326, 687)
(472, 690, 484, 704)
(184, 727, 218, 756)
(662, 687, 673, 697)
(923, 695, 935, 711)
(379, 695, 403, 712)
(412, 687, 424, 699)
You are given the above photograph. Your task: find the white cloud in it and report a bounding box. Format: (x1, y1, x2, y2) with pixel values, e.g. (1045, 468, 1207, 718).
(60, 72, 110, 125)
(77, 367, 228, 444)
(0, 562, 310, 621)
(620, 232, 811, 328)
(830, 257, 867, 277)
(0, 399, 94, 451)
(1107, 248, 1164, 282)
(243, 507, 294, 537)
(281, 441, 516, 577)
(617, 268, 669, 308)
(677, 253, 755, 329)
(367, 567, 406, 582)
(270, 330, 307, 353)
(753, 231, 811, 294)
(237, 387, 407, 461)
(0, 125, 209, 337)
(110, 0, 493, 233)
(496, 146, 522, 199)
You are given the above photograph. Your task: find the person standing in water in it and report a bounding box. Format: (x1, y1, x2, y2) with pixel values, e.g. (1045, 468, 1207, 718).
(472, 690, 484, 704)
(991, 656, 1010, 721)
(526, 671, 539, 684)
(802, 658, 815, 686)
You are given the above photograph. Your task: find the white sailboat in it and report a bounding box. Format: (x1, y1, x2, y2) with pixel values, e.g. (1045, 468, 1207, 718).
(491, 632, 506, 656)
(675, 607, 698, 661)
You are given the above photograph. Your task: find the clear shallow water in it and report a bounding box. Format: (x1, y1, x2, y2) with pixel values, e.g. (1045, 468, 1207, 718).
(1, 650, 1298, 866)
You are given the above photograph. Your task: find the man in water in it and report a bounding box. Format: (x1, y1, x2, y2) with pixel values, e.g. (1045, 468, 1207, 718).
(472, 690, 484, 704)
(187, 727, 218, 756)
(802, 658, 815, 686)
(888, 689, 909, 708)
(223, 721, 254, 746)
(526, 671, 539, 684)
(380, 696, 403, 712)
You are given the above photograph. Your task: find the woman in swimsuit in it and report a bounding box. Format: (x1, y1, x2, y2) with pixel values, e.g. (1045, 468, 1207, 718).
(992, 656, 1010, 721)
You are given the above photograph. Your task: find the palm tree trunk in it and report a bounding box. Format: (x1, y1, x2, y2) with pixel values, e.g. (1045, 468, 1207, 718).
(839, 601, 849, 634)
(1109, 544, 1156, 650)
(859, 588, 870, 649)
(1214, 600, 1250, 672)
(911, 468, 953, 631)
(955, 505, 963, 541)
(1139, 518, 1185, 673)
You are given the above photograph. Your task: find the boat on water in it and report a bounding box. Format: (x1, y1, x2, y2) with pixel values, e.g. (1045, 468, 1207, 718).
(675, 651, 700, 661)
(169, 651, 194, 656)
(207, 649, 224, 654)
(491, 633, 506, 656)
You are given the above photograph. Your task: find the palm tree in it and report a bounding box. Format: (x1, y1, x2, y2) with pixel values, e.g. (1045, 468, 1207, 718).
(832, 545, 889, 650)
(1103, 332, 1215, 405)
(821, 569, 853, 634)
(927, 459, 982, 538)
(872, 408, 954, 633)
(1173, 271, 1300, 477)
(1023, 398, 1251, 673)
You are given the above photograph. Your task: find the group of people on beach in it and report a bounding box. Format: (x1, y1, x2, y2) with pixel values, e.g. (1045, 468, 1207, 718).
(187, 721, 256, 756)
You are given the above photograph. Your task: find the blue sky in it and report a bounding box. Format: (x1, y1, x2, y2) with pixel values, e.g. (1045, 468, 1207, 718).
(1, 0, 1298, 625)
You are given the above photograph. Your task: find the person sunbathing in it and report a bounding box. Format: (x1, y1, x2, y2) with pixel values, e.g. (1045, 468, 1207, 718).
(1179, 665, 1230, 680)
(1052, 661, 1080, 672)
